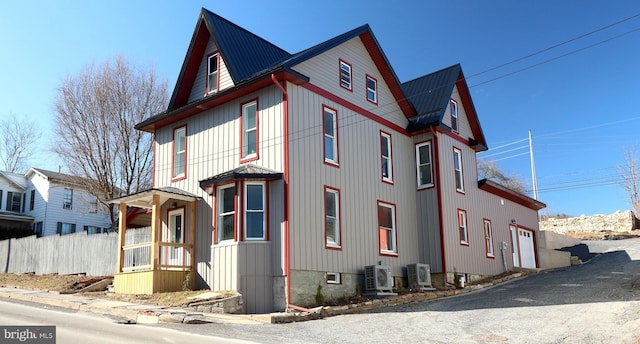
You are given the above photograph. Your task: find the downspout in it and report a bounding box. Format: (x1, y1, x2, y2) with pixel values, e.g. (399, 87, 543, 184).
(431, 126, 449, 287)
(271, 74, 315, 313)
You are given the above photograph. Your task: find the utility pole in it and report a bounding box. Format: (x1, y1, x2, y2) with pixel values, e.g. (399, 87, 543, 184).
(529, 130, 538, 200)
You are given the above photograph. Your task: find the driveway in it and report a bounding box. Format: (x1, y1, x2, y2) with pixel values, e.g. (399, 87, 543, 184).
(164, 238, 640, 343)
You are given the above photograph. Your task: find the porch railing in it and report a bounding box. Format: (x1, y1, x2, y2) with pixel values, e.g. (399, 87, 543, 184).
(120, 226, 192, 272)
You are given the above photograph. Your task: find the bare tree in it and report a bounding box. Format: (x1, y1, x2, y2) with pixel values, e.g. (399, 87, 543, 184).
(53, 56, 168, 224)
(617, 146, 640, 216)
(0, 118, 41, 173)
(477, 159, 529, 195)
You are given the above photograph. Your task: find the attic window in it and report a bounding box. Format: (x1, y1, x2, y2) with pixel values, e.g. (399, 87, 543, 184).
(339, 60, 352, 91)
(366, 75, 378, 104)
(450, 99, 458, 133)
(207, 52, 219, 95)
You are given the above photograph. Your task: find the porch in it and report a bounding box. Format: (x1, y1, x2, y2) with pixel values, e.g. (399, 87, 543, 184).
(109, 187, 201, 294)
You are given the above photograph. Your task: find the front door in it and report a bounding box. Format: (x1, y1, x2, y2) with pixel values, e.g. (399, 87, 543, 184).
(167, 208, 184, 266)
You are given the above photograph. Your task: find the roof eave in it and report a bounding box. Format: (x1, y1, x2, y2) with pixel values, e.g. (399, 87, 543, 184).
(478, 179, 546, 211)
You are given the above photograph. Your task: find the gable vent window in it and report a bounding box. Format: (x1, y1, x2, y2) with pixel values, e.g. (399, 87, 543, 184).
(450, 99, 458, 133)
(207, 53, 219, 95)
(339, 60, 352, 91)
(366, 75, 378, 104)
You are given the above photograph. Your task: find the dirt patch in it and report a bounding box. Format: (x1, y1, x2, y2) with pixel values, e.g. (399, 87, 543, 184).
(0, 273, 86, 292)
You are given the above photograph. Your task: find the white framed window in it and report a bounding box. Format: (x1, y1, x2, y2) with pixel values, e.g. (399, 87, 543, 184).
(458, 209, 468, 245)
(244, 182, 265, 240)
(323, 106, 339, 166)
(63, 188, 73, 210)
(450, 99, 458, 133)
(378, 201, 397, 255)
(172, 126, 187, 180)
(380, 131, 393, 183)
(416, 142, 434, 188)
(366, 75, 378, 104)
(217, 184, 236, 243)
(339, 60, 352, 91)
(326, 272, 341, 284)
(484, 219, 494, 257)
(57, 222, 76, 235)
(453, 147, 464, 192)
(207, 52, 219, 94)
(241, 99, 258, 161)
(324, 186, 341, 248)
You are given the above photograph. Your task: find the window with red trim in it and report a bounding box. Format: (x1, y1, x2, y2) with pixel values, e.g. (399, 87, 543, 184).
(207, 53, 219, 95)
(244, 182, 265, 240)
(241, 99, 258, 161)
(339, 60, 352, 91)
(324, 186, 341, 248)
(378, 201, 397, 255)
(458, 209, 468, 245)
(217, 184, 235, 243)
(323, 106, 339, 166)
(416, 141, 433, 188)
(450, 99, 458, 133)
(453, 147, 464, 192)
(172, 126, 186, 181)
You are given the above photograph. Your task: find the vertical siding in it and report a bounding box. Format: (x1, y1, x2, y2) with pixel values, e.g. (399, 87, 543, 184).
(187, 38, 235, 104)
(291, 37, 409, 130)
(287, 83, 419, 277)
(437, 133, 541, 276)
(442, 86, 474, 142)
(154, 85, 284, 290)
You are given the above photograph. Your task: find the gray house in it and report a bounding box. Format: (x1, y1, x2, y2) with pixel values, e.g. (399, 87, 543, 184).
(111, 8, 544, 313)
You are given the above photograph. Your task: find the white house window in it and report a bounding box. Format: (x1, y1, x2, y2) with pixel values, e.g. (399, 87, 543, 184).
(339, 60, 352, 91)
(29, 190, 35, 211)
(324, 186, 341, 248)
(241, 100, 258, 161)
(244, 182, 265, 240)
(484, 219, 494, 257)
(453, 147, 464, 192)
(84, 226, 103, 235)
(173, 126, 187, 180)
(416, 142, 433, 188)
(63, 188, 73, 209)
(57, 222, 76, 235)
(450, 99, 458, 133)
(366, 75, 378, 104)
(217, 184, 236, 242)
(458, 209, 468, 245)
(323, 106, 339, 166)
(207, 52, 219, 94)
(6, 192, 23, 212)
(378, 201, 397, 255)
(381, 132, 393, 183)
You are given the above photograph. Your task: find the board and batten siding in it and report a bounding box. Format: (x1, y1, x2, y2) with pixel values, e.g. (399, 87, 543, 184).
(290, 36, 408, 130)
(187, 38, 235, 104)
(436, 133, 541, 276)
(412, 132, 443, 273)
(154, 85, 285, 290)
(286, 83, 419, 277)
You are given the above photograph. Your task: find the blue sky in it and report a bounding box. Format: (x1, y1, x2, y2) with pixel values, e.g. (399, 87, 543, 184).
(1, 1, 639, 216)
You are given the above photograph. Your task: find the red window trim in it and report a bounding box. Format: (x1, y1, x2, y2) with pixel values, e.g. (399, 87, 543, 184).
(171, 125, 187, 182)
(366, 74, 378, 105)
(239, 98, 259, 164)
(380, 130, 394, 185)
(213, 182, 238, 245)
(483, 218, 495, 258)
(458, 208, 469, 246)
(450, 99, 459, 134)
(206, 51, 220, 95)
(322, 105, 340, 168)
(453, 146, 465, 194)
(324, 185, 342, 250)
(415, 139, 435, 190)
(339, 59, 353, 92)
(243, 180, 268, 241)
(377, 200, 398, 257)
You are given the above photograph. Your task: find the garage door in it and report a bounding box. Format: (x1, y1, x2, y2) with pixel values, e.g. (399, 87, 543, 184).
(518, 228, 536, 269)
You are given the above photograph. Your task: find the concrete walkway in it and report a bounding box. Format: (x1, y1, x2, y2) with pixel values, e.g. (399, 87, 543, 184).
(0, 287, 265, 325)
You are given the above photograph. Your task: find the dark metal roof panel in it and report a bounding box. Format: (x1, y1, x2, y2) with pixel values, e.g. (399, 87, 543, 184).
(199, 164, 283, 192)
(203, 9, 291, 83)
(402, 64, 460, 132)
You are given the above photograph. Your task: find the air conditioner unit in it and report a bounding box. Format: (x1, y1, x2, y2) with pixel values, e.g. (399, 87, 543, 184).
(63, 203, 72, 210)
(407, 263, 433, 289)
(364, 265, 392, 291)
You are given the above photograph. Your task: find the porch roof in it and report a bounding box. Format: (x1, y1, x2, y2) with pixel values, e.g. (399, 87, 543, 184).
(0, 211, 33, 223)
(108, 187, 201, 209)
(199, 164, 283, 194)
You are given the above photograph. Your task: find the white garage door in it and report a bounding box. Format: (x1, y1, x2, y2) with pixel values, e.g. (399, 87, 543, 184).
(518, 228, 536, 269)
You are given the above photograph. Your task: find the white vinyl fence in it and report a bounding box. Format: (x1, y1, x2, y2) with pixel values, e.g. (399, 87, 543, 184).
(0, 228, 150, 276)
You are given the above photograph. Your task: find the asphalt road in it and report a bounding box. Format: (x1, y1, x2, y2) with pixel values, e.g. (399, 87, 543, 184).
(158, 238, 640, 344)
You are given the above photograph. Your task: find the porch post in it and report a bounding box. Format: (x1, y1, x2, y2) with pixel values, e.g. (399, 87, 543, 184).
(116, 202, 127, 273)
(190, 200, 196, 290)
(151, 193, 161, 270)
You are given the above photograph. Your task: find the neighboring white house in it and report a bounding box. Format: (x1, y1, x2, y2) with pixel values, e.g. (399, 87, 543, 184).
(0, 168, 112, 237)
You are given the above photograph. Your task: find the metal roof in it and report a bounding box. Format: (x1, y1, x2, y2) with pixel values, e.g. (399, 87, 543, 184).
(402, 64, 460, 132)
(199, 164, 283, 194)
(108, 187, 201, 209)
